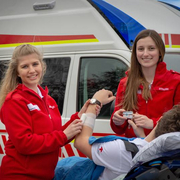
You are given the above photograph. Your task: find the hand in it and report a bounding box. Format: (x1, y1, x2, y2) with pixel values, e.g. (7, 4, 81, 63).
(112, 109, 127, 126)
(63, 119, 83, 140)
(78, 99, 101, 117)
(133, 113, 153, 129)
(92, 89, 115, 105)
(128, 119, 145, 137)
(78, 99, 90, 118)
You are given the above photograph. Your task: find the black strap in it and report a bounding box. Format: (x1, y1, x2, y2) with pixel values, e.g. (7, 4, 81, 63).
(122, 140, 139, 158)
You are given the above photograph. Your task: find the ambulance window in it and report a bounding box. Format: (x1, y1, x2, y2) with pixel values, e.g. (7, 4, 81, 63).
(0, 60, 8, 82)
(42, 57, 70, 114)
(78, 57, 128, 119)
(164, 54, 180, 73)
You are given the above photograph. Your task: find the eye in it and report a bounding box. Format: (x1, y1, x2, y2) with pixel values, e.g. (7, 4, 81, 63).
(137, 47, 144, 51)
(149, 46, 155, 51)
(33, 62, 40, 66)
(22, 65, 28, 69)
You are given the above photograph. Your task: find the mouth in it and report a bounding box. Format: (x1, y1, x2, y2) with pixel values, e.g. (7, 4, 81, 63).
(28, 74, 38, 80)
(142, 58, 152, 61)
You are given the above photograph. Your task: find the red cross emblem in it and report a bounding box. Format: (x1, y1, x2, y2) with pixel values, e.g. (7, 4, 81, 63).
(99, 146, 103, 152)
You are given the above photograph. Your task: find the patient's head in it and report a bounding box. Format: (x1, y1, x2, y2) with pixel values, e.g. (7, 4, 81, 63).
(155, 104, 180, 137)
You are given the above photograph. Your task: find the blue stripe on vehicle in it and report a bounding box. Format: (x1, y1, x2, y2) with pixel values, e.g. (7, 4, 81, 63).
(91, 0, 145, 48)
(158, 0, 180, 11)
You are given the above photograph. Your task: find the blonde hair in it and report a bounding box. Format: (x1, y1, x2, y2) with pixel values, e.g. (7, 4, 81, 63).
(0, 44, 46, 108)
(122, 29, 165, 111)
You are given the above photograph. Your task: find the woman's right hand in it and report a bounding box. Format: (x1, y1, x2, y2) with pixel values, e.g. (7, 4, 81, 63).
(112, 109, 127, 126)
(63, 119, 83, 140)
(128, 119, 145, 138)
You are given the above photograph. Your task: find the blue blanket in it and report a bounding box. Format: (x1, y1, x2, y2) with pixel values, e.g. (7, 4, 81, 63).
(54, 135, 135, 180)
(53, 156, 104, 180)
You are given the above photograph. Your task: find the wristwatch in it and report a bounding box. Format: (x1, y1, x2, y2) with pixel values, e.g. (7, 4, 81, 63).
(90, 98, 101, 106)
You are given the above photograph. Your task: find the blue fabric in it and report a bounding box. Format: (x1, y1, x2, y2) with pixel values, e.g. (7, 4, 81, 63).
(89, 135, 136, 145)
(54, 135, 136, 180)
(53, 156, 104, 180)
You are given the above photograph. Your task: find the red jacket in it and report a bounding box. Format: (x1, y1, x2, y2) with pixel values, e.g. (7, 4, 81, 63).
(0, 84, 79, 180)
(110, 62, 180, 138)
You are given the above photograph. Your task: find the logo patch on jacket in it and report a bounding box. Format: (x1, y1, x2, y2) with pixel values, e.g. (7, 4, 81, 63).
(49, 105, 55, 109)
(159, 87, 169, 91)
(27, 103, 40, 111)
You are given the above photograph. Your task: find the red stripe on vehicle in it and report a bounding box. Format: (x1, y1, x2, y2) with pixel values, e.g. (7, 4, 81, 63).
(93, 132, 117, 136)
(0, 144, 3, 154)
(171, 34, 180, 45)
(2, 135, 7, 145)
(65, 144, 75, 157)
(0, 34, 96, 44)
(0, 129, 6, 133)
(164, 34, 169, 45)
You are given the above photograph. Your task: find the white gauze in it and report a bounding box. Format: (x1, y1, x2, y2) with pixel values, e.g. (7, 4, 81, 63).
(80, 113, 96, 130)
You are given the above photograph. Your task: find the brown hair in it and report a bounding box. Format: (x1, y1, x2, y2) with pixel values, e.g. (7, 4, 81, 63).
(155, 105, 180, 137)
(0, 44, 46, 108)
(122, 29, 165, 111)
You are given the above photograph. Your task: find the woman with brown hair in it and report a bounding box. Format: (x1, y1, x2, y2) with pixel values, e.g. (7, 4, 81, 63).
(110, 29, 180, 138)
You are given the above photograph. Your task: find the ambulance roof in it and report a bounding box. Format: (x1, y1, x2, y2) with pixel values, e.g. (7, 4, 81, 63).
(0, 0, 180, 57)
(91, 0, 180, 51)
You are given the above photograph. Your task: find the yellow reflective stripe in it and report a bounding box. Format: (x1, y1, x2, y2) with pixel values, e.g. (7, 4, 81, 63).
(165, 45, 180, 48)
(172, 45, 180, 48)
(0, 39, 99, 48)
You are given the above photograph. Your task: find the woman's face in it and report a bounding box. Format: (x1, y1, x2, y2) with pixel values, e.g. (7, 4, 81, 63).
(17, 53, 42, 91)
(136, 36, 160, 70)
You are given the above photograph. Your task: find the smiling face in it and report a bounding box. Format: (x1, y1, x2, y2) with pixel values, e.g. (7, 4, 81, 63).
(136, 36, 160, 71)
(17, 53, 42, 92)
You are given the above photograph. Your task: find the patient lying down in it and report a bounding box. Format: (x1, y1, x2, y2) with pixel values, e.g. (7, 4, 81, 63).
(54, 89, 180, 180)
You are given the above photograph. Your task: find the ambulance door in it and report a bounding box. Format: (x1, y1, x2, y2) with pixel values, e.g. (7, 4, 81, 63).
(61, 52, 129, 158)
(41, 54, 75, 126)
(65, 53, 130, 134)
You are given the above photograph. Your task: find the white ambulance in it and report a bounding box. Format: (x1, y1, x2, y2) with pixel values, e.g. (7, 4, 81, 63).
(0, 0, 180, 164)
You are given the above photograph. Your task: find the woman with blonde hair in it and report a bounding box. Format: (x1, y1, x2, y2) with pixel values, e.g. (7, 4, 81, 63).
(111, 29, 180, 138)
(0, 44, 85, 180)
(0, 44, 46, 108)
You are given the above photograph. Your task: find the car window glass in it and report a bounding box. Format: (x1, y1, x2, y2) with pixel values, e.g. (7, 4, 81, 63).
(0, 61, 8, 82)
(164, 53, 180, 73)
(78, 57, 128, 119)
(41, 57, 70, 114)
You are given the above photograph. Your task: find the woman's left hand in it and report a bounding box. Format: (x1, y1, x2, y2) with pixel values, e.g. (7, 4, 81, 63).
(133, 113, 154, 129)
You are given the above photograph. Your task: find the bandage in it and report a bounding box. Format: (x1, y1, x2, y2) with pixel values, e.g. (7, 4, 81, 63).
(80, 113, 96, 130)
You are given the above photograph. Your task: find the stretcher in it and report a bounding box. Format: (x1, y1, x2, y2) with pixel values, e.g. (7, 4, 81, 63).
(123, 149, 180, 180)
(121, 132, 180, 180)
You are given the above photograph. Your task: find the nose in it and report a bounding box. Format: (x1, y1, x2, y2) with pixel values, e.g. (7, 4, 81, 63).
(143, 49, 149, 56)
(29, 65, 35, 73)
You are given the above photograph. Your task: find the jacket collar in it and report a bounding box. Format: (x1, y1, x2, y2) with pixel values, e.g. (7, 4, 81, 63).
(155, 62, 167, 75)
(136, 62, 167, 90)
(16, 84, 48, 97)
